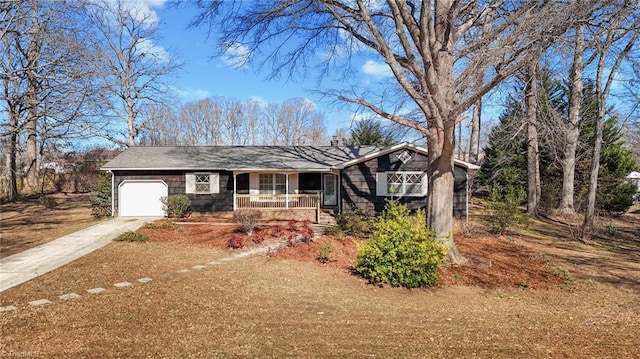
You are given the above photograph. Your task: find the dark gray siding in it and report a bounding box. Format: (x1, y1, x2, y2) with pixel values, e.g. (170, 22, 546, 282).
(112, 170, 234, 215)
(340, 149, 468, 217)
(453, 165, 468, 218)
(340, 149, 429, 212)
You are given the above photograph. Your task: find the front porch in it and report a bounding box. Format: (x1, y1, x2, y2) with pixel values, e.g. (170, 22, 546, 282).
(235, 193, 321, 210)
(232, 171, 339, 223)
(235, 193, 321, 222)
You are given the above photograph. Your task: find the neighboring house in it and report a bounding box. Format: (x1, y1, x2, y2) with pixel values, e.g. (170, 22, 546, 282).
(101, 142, 480, 220)
(626, 171, 640, 193)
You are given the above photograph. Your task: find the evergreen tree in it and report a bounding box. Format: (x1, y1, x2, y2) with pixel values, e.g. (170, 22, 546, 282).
(479, 76, 637, 214)
(345, 119, 396, 146)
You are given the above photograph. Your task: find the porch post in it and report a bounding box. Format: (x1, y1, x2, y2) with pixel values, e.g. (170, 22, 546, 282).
(233, 172, 237, 210)
(110, 171, 115, 217)
(285, 173, 289, 209)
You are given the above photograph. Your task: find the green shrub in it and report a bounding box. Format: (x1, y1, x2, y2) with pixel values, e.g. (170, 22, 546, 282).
(114, 231, 149, 242)
(483, 185, 529, 235)
(335, 207, 377, 238)
(143, 220, 176, 229)
(233, 209, 262, 234)
(604, 222, 619, 237)
(161, 194, 191, 218)
(90, 171, 112, 218)
(317, 241, 334, 263)
(39, 195, 58, 209)
(353, 200, 446, 288)
(597, 182, 636, 214)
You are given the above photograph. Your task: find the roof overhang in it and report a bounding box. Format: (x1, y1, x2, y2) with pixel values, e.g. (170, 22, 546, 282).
(334, 142, 481, 170)
(101, 167, 334, 172)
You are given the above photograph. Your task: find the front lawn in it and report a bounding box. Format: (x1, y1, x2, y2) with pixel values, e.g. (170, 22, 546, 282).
(1, 201, 639, 357)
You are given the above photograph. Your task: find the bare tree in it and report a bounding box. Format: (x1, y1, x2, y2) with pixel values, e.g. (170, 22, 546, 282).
(524, 60, 541, 215)
(262, 98, 327, 145)
(1, 2, 26, 200)
(582, 2, 639, 240)
(468, 96, 482, 164)
(193, 0, 585, 262)
(558, 22, 587, 214)
(85, 0, 180, 147)
(1, 0, 98, 195)
(139, 103, 181, 146)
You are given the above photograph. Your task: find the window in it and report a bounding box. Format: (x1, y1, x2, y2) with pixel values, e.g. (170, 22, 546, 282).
(377, 172, 426, 197)
(195, 174, 210, 193)
(259, 173, 287, 194)
(185, 173, 219, 194)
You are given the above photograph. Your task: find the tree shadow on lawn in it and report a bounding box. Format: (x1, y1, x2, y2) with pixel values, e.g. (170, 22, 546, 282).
(515, 215, 640, 290)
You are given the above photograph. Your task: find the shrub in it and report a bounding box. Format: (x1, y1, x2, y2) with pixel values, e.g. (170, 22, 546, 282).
(299, 224, 315, 243)
(269, 224, 285, 237)
(483, 185, 529, 235)
(353, 200, 446, 288)
(39, 195, 58, 209)
(143, 220, 175, 229)
(252, 230, 266, 244)
(114, 231, 149, 242)
(597, 182, 636, 214)
(161, 195, 191, 218)
(90, 170, 112, 218)
(317, 241, 334, 263)
(286, 233, 298, 247)
(604, 222, 619, 237)
(227, 234, 244, 249)
(233, 209, 262, 234)
(335, 207, 377, 237)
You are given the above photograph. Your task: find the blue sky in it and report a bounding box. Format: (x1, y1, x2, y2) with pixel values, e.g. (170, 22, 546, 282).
(152, 3, 385, 137)
(149, 2, 516, 145)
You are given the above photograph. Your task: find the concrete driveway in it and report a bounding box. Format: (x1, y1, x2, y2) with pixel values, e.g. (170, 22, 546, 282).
(0, 217, 155, 293)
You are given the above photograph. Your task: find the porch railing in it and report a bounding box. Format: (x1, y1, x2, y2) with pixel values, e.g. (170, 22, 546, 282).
(235, 193, 320, 210)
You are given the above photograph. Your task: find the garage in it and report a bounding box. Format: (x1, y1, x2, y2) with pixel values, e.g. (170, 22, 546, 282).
(119, 180, 168, 217)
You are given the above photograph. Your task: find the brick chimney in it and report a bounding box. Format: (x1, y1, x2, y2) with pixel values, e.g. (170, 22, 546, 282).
(330, 135, 339, 146)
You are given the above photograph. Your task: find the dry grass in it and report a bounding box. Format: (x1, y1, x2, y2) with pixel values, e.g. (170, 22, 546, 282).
(1, 243, 639, 358)
(1, 199, 639, 357)
(0, 193, 103, 258)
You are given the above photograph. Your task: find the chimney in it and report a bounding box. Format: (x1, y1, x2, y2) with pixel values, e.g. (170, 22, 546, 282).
(330, 135, 339, 147)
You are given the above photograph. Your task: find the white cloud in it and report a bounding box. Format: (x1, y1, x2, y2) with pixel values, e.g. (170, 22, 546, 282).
(362, 60, 392, 78)
(137, 38, 170, 63)
(98, 0, 167, 27)
(221, 43, 251, 69)
(174, 87, 210, 102)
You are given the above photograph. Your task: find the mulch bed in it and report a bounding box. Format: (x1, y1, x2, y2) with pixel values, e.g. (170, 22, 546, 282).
(139, 219, 565, 290)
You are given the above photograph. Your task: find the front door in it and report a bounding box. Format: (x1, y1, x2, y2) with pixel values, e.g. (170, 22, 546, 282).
(323, 174, 338, 206)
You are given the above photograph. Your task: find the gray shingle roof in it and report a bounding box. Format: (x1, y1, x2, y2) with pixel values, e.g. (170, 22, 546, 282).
(102, 146, 381, 171)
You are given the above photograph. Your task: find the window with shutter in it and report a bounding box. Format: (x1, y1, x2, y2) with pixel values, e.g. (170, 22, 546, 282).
(376, 172, 426, 197)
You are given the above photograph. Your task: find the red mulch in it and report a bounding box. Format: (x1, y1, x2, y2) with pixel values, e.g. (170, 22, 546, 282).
(139, 221, 315, 251)
(139, 220, 565, 290)
(438, 236, 564, 289)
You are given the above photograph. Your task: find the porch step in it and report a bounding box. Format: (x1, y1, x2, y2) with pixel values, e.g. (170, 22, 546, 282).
(310, 224, 332, 237)
(318, 209, 337, 225)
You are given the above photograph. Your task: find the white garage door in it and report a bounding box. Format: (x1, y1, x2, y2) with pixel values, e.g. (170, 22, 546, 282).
(119, 181, 168, 217)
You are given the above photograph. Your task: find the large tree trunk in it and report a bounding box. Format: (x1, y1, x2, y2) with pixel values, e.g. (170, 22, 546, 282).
(468, 99, 481, 164)
(426, 122, 465, 264)
(559, 24, 584, 215)
(126, 95, 135, 147)
(525, 61, 540, 216)
(581, 100, 604, 239)
(426, 0, 465, 264)
(24, 0, 40, 192)
(469, 68, 484, 164)
(2, 74, 20, 201)
(3, 111, 19, 202)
